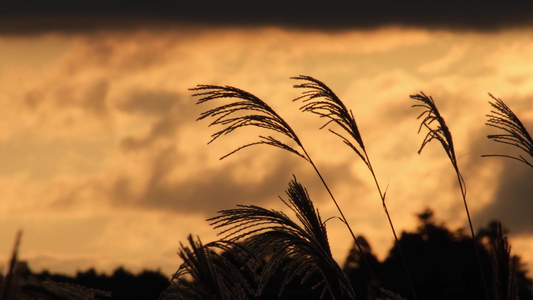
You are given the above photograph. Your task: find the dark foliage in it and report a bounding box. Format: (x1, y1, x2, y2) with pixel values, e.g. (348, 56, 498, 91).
(33, 267, 169, 300)
(344, 209, 533, 300)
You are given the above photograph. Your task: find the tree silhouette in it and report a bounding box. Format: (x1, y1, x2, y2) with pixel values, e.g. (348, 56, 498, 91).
(33, 267, 169, 300)
(344, 209, 532, 300)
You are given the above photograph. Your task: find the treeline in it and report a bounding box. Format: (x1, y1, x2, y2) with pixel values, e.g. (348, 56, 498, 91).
(343, 209, 533, 300)
(5, 209, 533, 299)
(34, 267, 169, 300)
(2, 264, 169, 300)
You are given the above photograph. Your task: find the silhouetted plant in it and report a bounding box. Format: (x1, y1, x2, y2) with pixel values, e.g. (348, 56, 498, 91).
(210, 176, 356, 300)
(171, 78, 533, 300)
(489, 222, 518, 300)
(411, 92, 490, 300)
(483, 94, 533, 168)
(193, 84, 306, 160)
(191, 83, 375, 281)
(1, 230, 22, 300)
(293, 75, 417, 300)
(162, 235, 258, 300)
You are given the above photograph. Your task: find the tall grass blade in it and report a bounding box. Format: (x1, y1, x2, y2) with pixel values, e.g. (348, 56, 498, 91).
(411, 92, 490, 300)
(489, 222, 518, 300)
(483, 94, 533, 168)
(2, 230, 22, 300)
(293, 75, 416, 300)
(292, 75, 368, 166)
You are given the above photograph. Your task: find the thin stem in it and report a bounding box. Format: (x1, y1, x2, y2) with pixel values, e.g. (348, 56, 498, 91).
(412, 92, 490, 300)
(300, 146, 377, 281)
(193, 83, 378, 287)
(364, 152, 418, 300)
(454, 166, 490, 300)
(292, 75, 416, 298)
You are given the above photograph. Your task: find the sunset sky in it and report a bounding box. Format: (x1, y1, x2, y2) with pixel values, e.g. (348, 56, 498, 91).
(1, 2, 533, 277)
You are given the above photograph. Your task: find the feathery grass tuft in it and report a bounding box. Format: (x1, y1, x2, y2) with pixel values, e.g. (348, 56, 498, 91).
(483, 94, 533, 168)
(209, 176, 356, 300)
(162, 235, 258, 300)
(193, 80, 377, 283)
(411, 92, 489, 300)
(292, 75, 368, 166)
(411, 92, 457, 165)
(191, 84, 307, 161)
(294, 75, 417, 299)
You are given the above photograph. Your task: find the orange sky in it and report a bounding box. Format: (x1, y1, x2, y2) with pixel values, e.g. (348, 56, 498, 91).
(1, 26, 533, 277)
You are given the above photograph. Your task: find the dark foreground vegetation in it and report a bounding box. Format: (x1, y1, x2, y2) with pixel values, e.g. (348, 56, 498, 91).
(1, 262, 168, 300)
(2, 76, 533, 299)
(162, 76, 533, 300)
(2, 211, 531, 299)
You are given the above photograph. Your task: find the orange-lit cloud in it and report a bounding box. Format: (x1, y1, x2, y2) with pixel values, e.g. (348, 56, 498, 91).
(1, 26, 533, 278)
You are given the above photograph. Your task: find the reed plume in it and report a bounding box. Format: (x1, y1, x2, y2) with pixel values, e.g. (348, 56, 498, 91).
(192, 84, 307, 160)
(162, 235, 258, 300)
(483, 94, 533, 168)
(293, 75, 417, 300)
(209, 176, 356, 300)
(192, 82, 376, 281)
(411, 92, 489, 300)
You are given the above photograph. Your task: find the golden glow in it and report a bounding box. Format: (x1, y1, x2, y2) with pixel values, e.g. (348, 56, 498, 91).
(1, 27, 533, 276)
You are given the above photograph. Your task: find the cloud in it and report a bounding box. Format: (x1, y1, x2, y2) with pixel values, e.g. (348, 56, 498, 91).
(107, 145, 362, 215)
(118, 90, 181, 116)
(24, 78, 109, 117)
(5, 24, 533, 276)
(2, 1, 533, 35)
(417, 45, 468, 74)
(118, 90, 187, 152)
(474, 162, 533, 235)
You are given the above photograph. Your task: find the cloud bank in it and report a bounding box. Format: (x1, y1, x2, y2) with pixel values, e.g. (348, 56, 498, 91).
(2, 1, 533, 35)
(2, 26, 533, 276)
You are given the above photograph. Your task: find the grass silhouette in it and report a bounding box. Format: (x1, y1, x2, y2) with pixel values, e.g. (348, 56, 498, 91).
(191, 82, 376, 283)
(161, 78, 531, 299)
(412, 92, 490, 300)
(3, 79, 530, 299)
(293, 75, 417, 300)
(483, 94, 533, 168)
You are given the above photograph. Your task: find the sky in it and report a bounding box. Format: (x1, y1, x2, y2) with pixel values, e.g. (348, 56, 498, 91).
(1, 2, 533, 278)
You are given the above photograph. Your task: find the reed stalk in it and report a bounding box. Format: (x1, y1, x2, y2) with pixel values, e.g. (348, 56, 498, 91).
(412, 92, 490, 300)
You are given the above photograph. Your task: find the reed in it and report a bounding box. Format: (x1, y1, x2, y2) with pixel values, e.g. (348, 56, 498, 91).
(292, 75, 417, 300)
(166, 79, 532, 299)
(162, 236, 259, 300)
(191, 83, 376, 281)
(209, 176, 356, 299)
(411, 92, 490, 300)
(483, 94, 533, 168)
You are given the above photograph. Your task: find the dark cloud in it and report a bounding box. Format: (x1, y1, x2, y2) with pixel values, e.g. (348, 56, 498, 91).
(23, 78, 110, 118)
(2, 1, 533, 35)
(118, 90, 180, 116)
(109, 146, 363, 216)
(474, 162, 533, 235)
(118, 90, 197, 152)
(120, 115, 179, 151)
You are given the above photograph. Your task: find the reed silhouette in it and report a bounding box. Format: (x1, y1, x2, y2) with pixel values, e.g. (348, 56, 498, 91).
(412, 92, 490, 299)
(5, 78, 532, 299)
(483, 94, 533, 168)
(158, 78, 533, 299)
